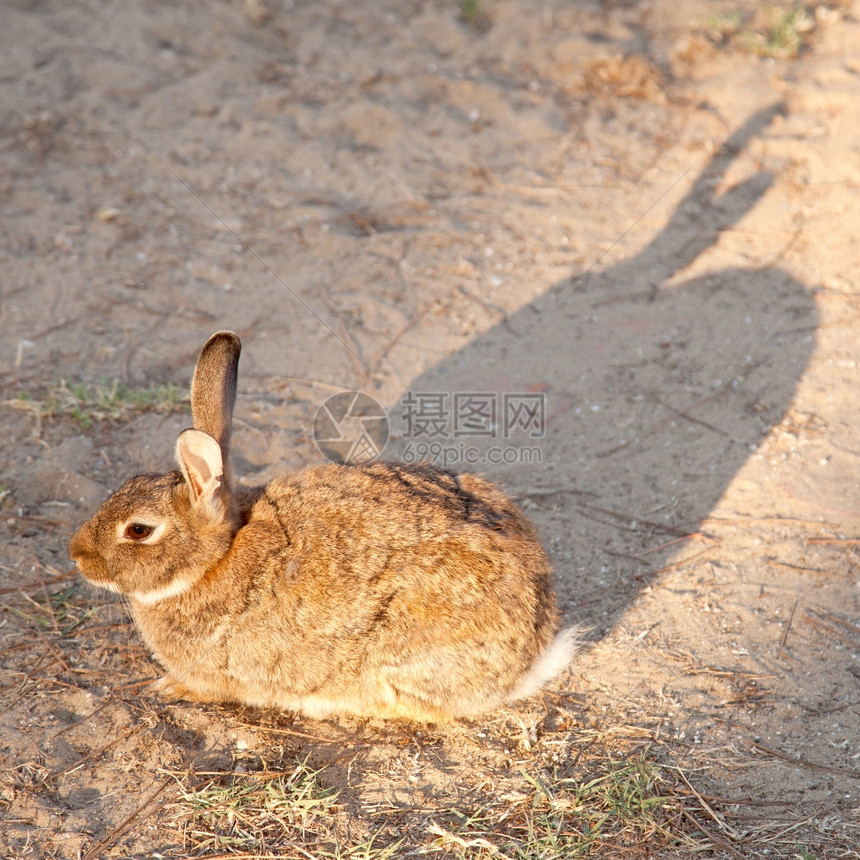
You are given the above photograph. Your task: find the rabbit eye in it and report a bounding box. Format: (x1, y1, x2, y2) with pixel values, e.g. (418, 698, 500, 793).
(125, 523, 154, 541)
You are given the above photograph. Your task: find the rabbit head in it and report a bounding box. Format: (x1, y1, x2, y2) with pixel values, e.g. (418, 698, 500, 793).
(69, 332, 243, 603)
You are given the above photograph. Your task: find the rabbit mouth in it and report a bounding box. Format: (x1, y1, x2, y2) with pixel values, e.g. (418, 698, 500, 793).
(73, 558, 122, 593)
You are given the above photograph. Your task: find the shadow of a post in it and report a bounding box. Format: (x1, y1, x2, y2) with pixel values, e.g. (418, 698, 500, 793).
(386, 104, 817, 637)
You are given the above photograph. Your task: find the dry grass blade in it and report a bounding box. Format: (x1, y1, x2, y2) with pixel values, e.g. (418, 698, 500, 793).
(80, 773, 174, 860)
(801, 608, 860, 649)
(749, 740, 860, 779)
(634, 546, 713, 580)
(805, 537, 860, 545)
(779, 598, 799, 649)
(769, 559, 838, 577)
(235, 721, 341, 743)
(677, 806, 745, 860)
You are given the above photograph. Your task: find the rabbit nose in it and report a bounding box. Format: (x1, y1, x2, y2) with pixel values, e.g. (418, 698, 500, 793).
(68, 527, 87, 563)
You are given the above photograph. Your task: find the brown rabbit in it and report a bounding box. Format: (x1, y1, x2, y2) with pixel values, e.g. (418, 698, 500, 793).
(69, 332, 578, 721)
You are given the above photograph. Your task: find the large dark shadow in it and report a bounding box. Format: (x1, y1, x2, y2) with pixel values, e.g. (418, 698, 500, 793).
(386, 104, 817, 636)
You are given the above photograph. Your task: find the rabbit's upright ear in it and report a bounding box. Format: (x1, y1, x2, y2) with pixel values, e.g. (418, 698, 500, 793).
(191, 331, 241, 488)
(176, 429, 226, 518)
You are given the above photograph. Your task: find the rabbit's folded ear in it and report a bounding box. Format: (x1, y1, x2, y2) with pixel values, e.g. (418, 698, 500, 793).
(191, 331, 241, 488)
(176, 429, 226, 517)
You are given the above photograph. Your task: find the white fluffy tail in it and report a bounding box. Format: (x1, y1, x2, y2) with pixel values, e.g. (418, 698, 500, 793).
(508, 626, 582, 703)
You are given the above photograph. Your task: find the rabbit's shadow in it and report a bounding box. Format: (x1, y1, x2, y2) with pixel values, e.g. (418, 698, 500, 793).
(386, 103, 816, 634)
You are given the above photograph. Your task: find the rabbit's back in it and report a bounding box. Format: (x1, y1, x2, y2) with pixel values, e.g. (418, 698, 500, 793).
(231, 461, 560, 718)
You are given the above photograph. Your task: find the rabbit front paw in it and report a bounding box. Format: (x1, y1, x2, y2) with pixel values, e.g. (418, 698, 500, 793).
(152, 673, 213, 703)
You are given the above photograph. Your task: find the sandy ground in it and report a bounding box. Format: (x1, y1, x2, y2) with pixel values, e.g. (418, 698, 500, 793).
(1, 0, 860, 857)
